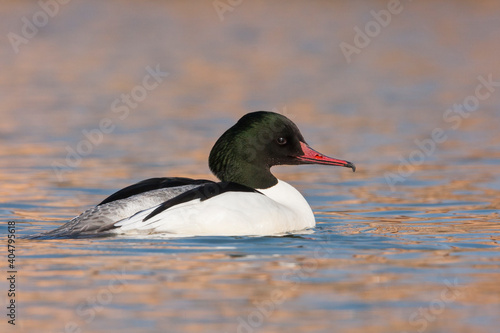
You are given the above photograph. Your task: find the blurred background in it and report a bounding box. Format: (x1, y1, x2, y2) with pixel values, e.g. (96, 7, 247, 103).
(1, 1, 499, 332)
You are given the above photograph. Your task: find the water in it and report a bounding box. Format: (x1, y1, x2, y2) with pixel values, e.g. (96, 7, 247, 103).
(1, 0, 500, 332)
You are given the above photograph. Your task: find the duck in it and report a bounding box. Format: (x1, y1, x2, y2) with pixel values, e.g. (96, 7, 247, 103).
(32, 111, 355, 238)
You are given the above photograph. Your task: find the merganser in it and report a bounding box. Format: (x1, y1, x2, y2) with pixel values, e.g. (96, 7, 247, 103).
(32, 111, 355, 238)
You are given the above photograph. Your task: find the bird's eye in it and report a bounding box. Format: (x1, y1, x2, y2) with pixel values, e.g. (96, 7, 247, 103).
(276, 137, 287, 145)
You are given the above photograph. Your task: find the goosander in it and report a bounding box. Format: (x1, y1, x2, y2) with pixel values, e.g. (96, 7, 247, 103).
(33, 111, 355, 238)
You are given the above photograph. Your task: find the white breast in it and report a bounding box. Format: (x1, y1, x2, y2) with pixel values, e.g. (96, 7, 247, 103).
(113, 179, 315, 237)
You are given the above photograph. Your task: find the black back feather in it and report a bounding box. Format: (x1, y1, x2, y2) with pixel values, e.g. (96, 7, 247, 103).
(98, 177, 215, 206)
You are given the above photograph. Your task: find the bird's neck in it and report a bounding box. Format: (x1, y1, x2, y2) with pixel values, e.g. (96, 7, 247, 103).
(211, 160, 278, 189)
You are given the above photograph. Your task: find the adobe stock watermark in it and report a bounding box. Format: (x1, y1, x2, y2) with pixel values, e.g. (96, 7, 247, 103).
(7, 0, 72, 54)
(233, 242, 334, 333)
(385, 74, 499, 191)
(339, 0, 411, 64)
(51, 64, 168, 181)
(58, 268, 128, 333)
(213, 0, 243, 22)
(403, 278, 468, 333)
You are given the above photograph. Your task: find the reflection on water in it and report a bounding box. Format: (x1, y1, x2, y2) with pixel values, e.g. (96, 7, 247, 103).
(1, 0, 500, 332)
